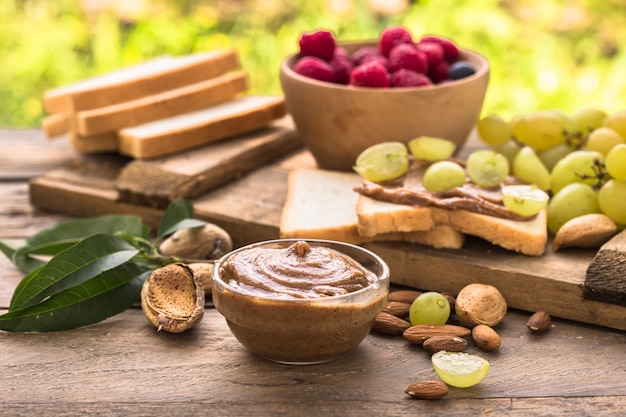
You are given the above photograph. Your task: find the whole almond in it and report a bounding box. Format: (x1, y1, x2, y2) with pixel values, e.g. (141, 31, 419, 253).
(372, 312, 411, 335)
(472, 324, 501, 351)
(403, 324, 471, 345)
(405, 380, 449, 400)
(387, 289, 422, 305)
(527, 311, 551, 333)
(383, 301, 411, 317)
(422, 335, 468, 354)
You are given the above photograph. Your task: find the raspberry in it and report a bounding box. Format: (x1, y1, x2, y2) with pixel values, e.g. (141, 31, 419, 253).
(428, 60, 450, 83)
(416, 41, 445, 69)
(330, 53, 353, 84)
(298, 30, 336, 61)
(420, 35, 460, 63)
(350, 61, 390, 88)
(391, 69, 433, 88)
(379, 26, 414, 57)
(388, 44, 428, 74)
(352, 46, 381, 66)
(293, 56, 335, 83)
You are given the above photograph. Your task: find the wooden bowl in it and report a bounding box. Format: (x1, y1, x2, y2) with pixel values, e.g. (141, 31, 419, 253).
(280, 42, 490, 171)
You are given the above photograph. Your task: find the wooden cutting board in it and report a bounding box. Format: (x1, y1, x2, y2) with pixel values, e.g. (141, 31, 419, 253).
(28, 130, 626, 331)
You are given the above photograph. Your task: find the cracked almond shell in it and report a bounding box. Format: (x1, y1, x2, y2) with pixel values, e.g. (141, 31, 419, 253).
(141, 262, 205, 333)
(158, 223, 232, 260)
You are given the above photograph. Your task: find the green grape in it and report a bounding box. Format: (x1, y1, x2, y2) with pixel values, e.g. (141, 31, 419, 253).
(549, 150, 606, 194)
(606, 144, 626, 181)
(353, 141, 409, 182)
(466, 149, 510, 188)
(512, 146, 551, 190)
(537, 143, 571, 171)
(422, 161, 467, 192)
(501, 185, 549, 217)
(494, 139, 522, 167)
(476, 114, 512, 147)
(513, 111, 567, 151)
(408, 136, 456, 162)
(571, 106, 607, 136)
(431, 351, 490, 388)
(547, 182, 601, 234)
(548, 109, 577, 136)
(602, 110, 626, 140)
(586, 127, 624, 155)
(409, 292, 451, 325)
(598, 179, 626, 225)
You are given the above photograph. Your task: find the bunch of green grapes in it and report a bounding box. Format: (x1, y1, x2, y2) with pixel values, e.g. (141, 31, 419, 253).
(476, 108, 626, 232)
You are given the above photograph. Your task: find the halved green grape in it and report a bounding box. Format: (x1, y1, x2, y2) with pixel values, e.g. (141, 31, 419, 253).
(422, 161, 467, 192)
(598, 179, 626, 225)
(537, 143, 571, 171)
(513, 111, 567, 151)
(409, 291, 451, 325)
(602, 110, 626, 140)
(547, 182, 601, 234)
(408, 136, 456, 162)
(571, 106, 607, 136)
(586, 127, 624, 156)
(512, 146, 551, 190)
(550, 150, 606, 194)
(501, 185, 549, 217)
(353, 141, 409, 182)
(431, 351, 490, 388)
(466, 149, 509, 188)
(605, 143, 626, 181)
(476, 114, 512, 147)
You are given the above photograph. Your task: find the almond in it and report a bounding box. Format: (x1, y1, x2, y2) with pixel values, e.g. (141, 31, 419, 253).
(387, 289, 422, 305)
(405, 380, 449, 400)
(371, 312, 411, 335)
(422, 335, 468, 354)
(471, 324, 501, 351)
(527, 311, 551, 333)
(403, 324, 471, 345)
(383, 301, 411, 317)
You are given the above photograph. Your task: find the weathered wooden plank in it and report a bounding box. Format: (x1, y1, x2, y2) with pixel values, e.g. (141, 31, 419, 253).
(1, 308, 625, 407)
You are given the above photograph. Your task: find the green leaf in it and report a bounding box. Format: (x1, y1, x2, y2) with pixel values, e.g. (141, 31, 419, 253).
(0, 263, 151, 332)
(11, 215, 147, 274)
(157, 199, 206, 238)
(0, 239, 16, 261)
(9, 234, 139, 311)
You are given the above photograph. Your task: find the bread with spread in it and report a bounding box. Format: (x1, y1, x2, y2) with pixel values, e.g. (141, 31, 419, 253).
(279, 168, 465, 249)
(354, 174, 548, 256)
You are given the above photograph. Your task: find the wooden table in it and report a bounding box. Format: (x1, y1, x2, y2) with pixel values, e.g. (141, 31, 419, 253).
(1, 130, 625, 416)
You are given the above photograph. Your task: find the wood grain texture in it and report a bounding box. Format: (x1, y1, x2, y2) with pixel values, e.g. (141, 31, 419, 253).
(1, 129, 626, 416)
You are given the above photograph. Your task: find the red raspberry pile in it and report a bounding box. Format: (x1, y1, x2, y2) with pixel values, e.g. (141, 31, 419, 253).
(292, 27, 476, 88)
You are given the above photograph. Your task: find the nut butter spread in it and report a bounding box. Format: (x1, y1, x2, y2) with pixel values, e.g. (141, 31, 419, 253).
(220, 240, 377, 299)
(355, 162, 534, 222)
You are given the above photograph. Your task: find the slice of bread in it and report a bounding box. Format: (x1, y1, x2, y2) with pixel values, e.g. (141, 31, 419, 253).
(44, 50, 240, 113)
(279, 168, 465, 249)
(355, 181, 548, 256)
(117, 95, 286, 159)
(73, 71, 248, 135)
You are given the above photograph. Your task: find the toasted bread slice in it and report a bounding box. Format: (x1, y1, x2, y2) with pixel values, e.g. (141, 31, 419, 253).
(117, 95, 286, 159)
(44, 50, 240, 113)
(355, 181, 548, 256)
(280, 168, 465, 249)
(73, 71, 248, 136)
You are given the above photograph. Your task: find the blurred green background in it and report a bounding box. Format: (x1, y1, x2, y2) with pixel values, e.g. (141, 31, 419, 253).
(1, 0, 625, 127)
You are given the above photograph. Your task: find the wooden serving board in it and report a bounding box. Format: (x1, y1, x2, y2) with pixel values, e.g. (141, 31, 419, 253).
(28, 131, 626, 331)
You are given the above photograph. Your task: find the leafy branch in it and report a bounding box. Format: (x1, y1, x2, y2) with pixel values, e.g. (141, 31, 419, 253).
(0, 199, 207, 332)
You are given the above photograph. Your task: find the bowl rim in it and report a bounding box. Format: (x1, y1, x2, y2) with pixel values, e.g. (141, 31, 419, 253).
(280, 41, 490, 92)
(212, 238, 390, 303)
